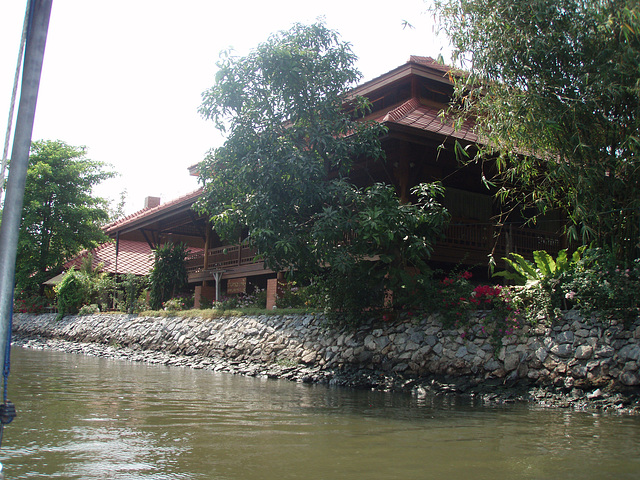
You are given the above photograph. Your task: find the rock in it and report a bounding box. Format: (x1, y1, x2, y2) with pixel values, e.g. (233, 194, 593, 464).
(535, 347, 548, 363)
(484, 359, 501, 371)
(618, 344, 640, 361)
(575, 345, 593, 360)
(504, 353, 520, 372)
(595, 345, 615, 358)
(301, 352, 317, 364)
(571, 366, 588, 379)
(363, 335, 376, 351)
(620, 371, 640, 386)
(11, 312, 640, 413)
(587, 388, 604, 399)
(551, 343, 573, 358)
(424, 335, 438, 347)
(556, 331, 574, 344)
(455, 346, 468, 358)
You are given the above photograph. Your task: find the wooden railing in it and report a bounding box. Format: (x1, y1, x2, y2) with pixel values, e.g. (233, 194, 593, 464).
(185, 244, 260, 274)
(434, 221, 562, 265)
(185, 223, 562, 275)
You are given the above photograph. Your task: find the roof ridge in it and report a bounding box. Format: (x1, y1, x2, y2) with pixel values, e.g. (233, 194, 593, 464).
(103, 187, 204, 233)
(382, 97, 421, 122)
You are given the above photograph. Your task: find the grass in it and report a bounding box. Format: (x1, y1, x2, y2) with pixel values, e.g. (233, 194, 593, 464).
(137, 307, 318, 319)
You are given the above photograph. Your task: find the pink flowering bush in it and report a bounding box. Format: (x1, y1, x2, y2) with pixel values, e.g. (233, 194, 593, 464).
(428, 270, 522, 345)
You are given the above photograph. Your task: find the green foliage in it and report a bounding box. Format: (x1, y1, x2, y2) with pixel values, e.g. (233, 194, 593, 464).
(316, 267, 386, 327)
(53, 256, 115, 316)
(493, 248, 586, 321)
(15, 140, 115, 294)
(559, 249, 640, 323)
(494, 247, 585, 285)
(162, 296, 190, 312)
(55, 269, 87, 315)
(13, 294, 48, 313)
(196, 22, 450, 324)
(78, 254, 115, 311)
(489, 247, 640, 325)
(197, 22, 388, 273)
(276, 281, 318, 309)
(120, 273, 149, 314)
(434, 0, 640, 264)
(394, 269, 522, 346)
(149, 243, 188, 310)
(78, 304, 100, 316)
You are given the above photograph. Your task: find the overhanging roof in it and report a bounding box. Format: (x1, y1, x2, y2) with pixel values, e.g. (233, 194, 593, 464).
(103, 188, 205, 241)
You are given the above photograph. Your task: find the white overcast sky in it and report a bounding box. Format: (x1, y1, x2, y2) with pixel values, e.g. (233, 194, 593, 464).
(0, 0, 449, 216)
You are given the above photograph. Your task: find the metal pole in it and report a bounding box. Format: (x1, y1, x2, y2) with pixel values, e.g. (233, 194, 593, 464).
(0, 0, 53, 374)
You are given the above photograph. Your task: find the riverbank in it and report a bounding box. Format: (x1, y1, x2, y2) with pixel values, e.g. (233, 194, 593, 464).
(12, 312, 640, 414)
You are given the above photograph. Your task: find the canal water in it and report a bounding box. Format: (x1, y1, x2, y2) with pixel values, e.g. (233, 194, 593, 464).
(0, 347, 638, 479)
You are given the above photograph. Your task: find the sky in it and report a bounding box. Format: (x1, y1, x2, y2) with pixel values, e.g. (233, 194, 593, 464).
(0, 0, 450, 216)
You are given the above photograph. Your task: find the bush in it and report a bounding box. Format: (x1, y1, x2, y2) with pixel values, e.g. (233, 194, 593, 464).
(78, 304, 100, 316)
(486, 247, 640, 326)
(13, 294, 48, 313)
(316, 268, 386, 327)
(55, 269, 87, 315)
(120, 274, 149, 313)
(149, 243, 188, 310)
(276, 282, 317, 309)
(560, 249, 640, 324)
(162, 296, 189, 311)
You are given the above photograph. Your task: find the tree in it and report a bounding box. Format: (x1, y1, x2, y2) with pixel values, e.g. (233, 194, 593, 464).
(14, 140, 115, 294)
(148, 242, 188, 310)
(196, 23, 450, 319)
(433, 0, 640, 264)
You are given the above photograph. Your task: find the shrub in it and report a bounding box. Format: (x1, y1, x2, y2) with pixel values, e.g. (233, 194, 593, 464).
(162, 297, 188, 311)
(78, 304, 100, 315)
(560, 249, 640, 324)
(276, 282, 317, 309)
(491, 247, 640, 326)
(120, 274, 149, 314)
(55, 269, 87, 315)
(316, 267, 386, 327)
(13, 294, 48, 313)
(149, 243, 188, 310)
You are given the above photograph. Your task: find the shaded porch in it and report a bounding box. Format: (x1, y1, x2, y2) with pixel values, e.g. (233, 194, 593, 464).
(433, 221, 563, 267)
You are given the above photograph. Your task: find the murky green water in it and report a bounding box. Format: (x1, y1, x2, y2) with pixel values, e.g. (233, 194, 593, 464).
(0, 347, 638, 479)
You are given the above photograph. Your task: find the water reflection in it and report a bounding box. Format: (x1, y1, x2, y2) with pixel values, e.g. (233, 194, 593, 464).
(1, 347, 639, 479)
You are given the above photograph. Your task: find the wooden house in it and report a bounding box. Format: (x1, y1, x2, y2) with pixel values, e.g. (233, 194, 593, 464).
(102, 56, 563, 307)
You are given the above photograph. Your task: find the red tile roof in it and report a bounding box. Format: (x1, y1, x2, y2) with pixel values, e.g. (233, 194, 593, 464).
(65, 240, 154, 276)
(103, 188, 203, 235)
(378, 98, 477, 143)
(100, 57, 475, 239)
(407, 55, 453, 75)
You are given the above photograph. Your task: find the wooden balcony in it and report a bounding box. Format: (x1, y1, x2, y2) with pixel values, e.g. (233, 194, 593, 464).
(433, 221, 562, 266)
(186, 244, 271, 283)
(185, 223, 562, 283)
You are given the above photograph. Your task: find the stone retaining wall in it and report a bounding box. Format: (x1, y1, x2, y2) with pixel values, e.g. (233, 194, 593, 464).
(12, 311, 640, 391)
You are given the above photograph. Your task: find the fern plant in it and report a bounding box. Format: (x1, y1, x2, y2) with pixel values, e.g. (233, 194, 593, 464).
(493, 247, 585, 285)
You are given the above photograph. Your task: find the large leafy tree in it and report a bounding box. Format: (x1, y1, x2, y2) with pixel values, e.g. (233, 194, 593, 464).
(197, 23, 450, 318)
(197, 23, 387, 273)
(14, 140, 115, 294)
(434, 0, 640, 264)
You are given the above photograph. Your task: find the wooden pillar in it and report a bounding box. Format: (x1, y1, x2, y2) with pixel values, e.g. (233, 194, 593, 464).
(266, 272, 286, 310)
(203, 221, 211, 270)
(394, 142, 411, 203)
